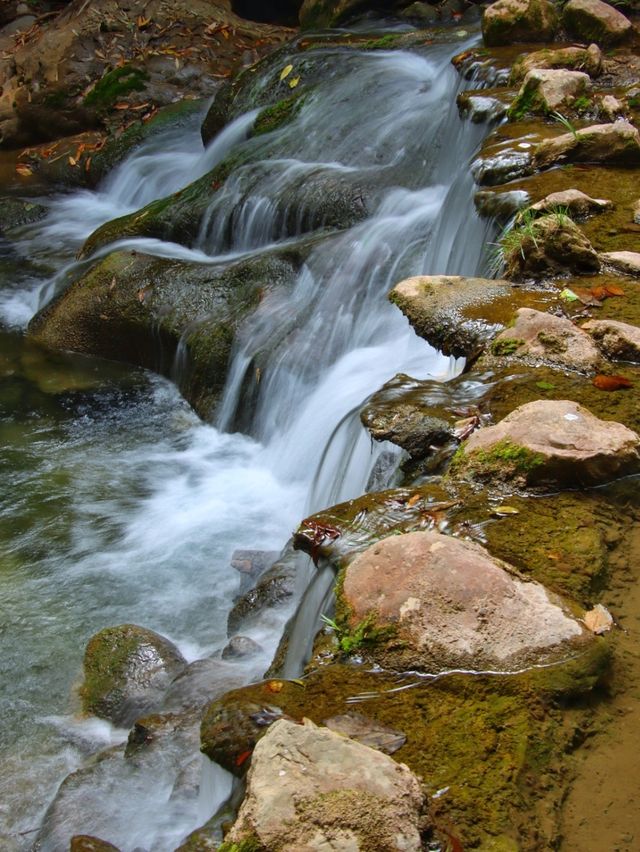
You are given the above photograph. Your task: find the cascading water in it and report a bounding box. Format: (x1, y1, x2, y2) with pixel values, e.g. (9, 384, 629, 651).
(0, 26, 499, 851)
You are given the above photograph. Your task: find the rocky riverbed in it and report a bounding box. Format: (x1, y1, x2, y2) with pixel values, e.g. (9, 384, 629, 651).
(2, 0, 640, 850)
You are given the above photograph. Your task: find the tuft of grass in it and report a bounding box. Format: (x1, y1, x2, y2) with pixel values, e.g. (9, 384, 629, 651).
(551, 110, 580, 140)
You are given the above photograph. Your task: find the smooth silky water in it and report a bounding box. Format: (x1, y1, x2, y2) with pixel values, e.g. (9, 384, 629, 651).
(0, 29, 497, 850)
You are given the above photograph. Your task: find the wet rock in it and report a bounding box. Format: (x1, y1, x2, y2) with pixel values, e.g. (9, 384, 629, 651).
(563, 0, 632, 46)
(474, 189, 529, 222)
(70, 836, 121, 852)
(451, 399, 640, 488)
(231, 548, 279, 596)
(529, 188, 612, 219)
(162, 659, 248, 713)
(221, 635, 263, 660)
(224, 718, 426, 851)
(339, 530, 595, 673)
(361, 381, 454, 460)
(399, 2, 440, 25)
(533, 121, 640, 171)
(583, 603, 614, 635)
(510, 44, 603, 83)
(501, 213, 600, 279)
(227, 544, 301, 636)
(598, 94, 626, 121)
(633, 199, 640, 225)
(600, 250, 640, 276)
(457, 93, 507, 124)
(490, 307, 601, 372)
(582, 318, 640, 362)
(509, 68, 591, 119)
(471, 148, 533, 186)
(125, 711, 200, 759)
(80, 624, 187, 727)
(322, 712, 406, 754)
(482, 0, 559, 47)
(28, 246, 303, 420)
(389, 275, 514, 358)
(299, 0, 374, 29)
(0, 197, 47, 234)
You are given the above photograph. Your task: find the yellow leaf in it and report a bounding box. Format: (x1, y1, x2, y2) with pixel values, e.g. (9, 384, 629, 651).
(289, 76, 300, 88)
(279, 64, 293, 81)
(68, 156, 77, 167)
(16, 163, 33, 177)
(492, 505, 519, 516)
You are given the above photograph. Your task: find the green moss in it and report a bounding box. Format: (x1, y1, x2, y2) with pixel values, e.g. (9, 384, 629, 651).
(252, 94, 305, 137)
(84, 65, 149, 111)
(491, 337, 524, 356)
(508, 86, 540, 121)
(217, 839, 264, 852)
(573, 94, 593, 113)
(80, 627, 140, 716)
(452, 439, 545, 482)
(359, 33, 403, 51)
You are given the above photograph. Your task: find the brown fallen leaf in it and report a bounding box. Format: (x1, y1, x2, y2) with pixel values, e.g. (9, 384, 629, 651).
(406, 493, 421, 508)
(572, 287, 602, 307)
(592, 374, 633, 391)
(603, 284, 625, 297)
(15, 163, 33, 177)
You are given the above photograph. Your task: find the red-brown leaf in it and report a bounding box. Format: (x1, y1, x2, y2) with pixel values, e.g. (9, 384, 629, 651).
(592, 374, 633, 391)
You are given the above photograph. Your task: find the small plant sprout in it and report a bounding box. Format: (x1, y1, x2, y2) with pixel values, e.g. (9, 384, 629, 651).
(551, 111, 580, 140)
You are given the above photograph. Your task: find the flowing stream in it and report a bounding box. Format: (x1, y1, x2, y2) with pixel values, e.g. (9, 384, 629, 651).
(0, 25, 497, 851)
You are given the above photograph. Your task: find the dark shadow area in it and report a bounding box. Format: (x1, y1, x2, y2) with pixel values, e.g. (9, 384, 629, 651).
(232, 0, 303, 26)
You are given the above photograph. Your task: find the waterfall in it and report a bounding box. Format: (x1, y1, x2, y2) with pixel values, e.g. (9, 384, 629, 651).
(0, 28, 499, 851)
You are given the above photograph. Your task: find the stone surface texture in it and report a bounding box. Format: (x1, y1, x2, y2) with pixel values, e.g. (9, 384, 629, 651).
(529, 188, 612, 219)
(482, 0, 559, 47)
(503, 214, 599, 279)
(533, 121, 640, 170)
(563, 0, 632, 46)
(492, 307, 601, 372)
(341, 530, 593, 672)
(514, 68, 591, 114)
(510, 44, 602, 82)
(600, 251, 640, 276)
(458, 399, 640, 487)
(389, 275, 513, 358)
(225, 718, 426, 851)
(583, 319, 640, 362)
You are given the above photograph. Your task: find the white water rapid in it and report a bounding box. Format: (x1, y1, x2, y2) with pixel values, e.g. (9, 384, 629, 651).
(0, 29, 497, 851)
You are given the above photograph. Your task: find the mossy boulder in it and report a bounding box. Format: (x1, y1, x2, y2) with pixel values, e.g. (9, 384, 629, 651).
(451, 399, 640, 489)
(299, 0, 375, 29)
(563, 0, 633, 46)
(80, 624, 186, 727)
(508, 68, 591, 120)
(582, 318, 640, 362)
(0, 197, 47, 234)
(510, 44, 603, 83)
(528, 188, 612, 220)
(500, 213, 600, 279)
(482, 0, 559, 47)
(533, 121, 640, 171)
(200, 656, 609, 848)
(28, 246, 304, 420)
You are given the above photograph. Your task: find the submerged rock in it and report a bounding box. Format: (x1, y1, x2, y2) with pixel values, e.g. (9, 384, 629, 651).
(221, 635, 263, 660)
(162, 659, 248, 714)
(0, 197, 47, 233)
(490, 307, 601, 373)
(451, 399, 640, 488)
(482, 0, 559, 47)
(509, 68, 591, 119)
(474, 189, 529, 222)
(224, 718, 426, 851)
(338, 530, 596, 673)
(457, 93, 507, 124)
(389, 275, 514, 358)
(81, 624, 186, 727)
(510, 44, 603, 83)
(533, 121, 640, 171)
(70, 836, 121, 852)
(471, 148, 533, 186)
(582, 319, 640, 363)
(563, 0, 633, 46)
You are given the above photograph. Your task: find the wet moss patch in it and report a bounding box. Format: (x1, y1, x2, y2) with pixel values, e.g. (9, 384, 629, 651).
(84, 65, 149, 111)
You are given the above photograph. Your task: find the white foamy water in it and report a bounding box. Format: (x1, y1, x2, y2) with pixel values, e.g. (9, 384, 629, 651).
(0, 31, 497, 850)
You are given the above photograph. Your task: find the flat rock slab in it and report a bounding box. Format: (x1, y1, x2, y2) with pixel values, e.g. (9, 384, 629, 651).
(529, 188, 612, 219)
(533, 121, 640, 171)
(563, 0, 633, 46)
(600, 251, 640, 276)
(341, 530, 592, 673)
(389, 275, 514, 358)
(583, 319, 640, 362)
(491, 307, 601, 372)
(225, 718, 425, 851)
(453, 399, 640, 488)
